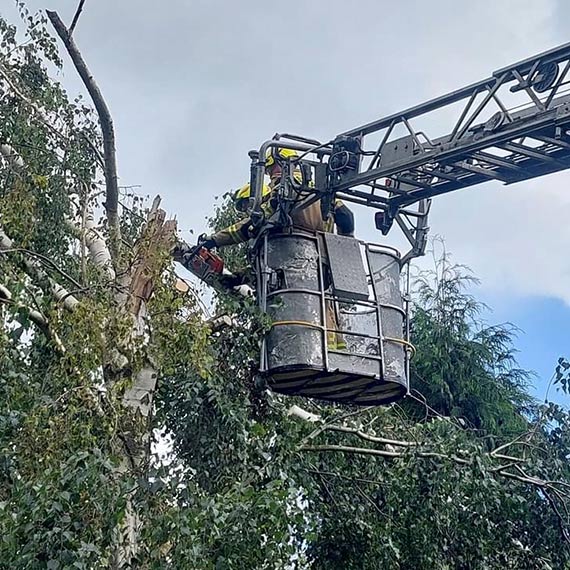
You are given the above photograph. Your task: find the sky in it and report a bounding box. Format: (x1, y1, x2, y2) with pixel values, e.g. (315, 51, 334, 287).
(2, 0, 569, 405)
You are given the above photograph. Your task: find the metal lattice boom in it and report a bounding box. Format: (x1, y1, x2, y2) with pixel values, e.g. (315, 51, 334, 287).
(336, 41, 570, 208)
(249, 41, 570, 261)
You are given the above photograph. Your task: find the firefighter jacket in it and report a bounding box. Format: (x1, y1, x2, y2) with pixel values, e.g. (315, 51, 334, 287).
(212, 192, 355, 247)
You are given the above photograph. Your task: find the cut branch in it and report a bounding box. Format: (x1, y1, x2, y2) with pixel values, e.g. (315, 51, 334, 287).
(46, 10, 121, 262)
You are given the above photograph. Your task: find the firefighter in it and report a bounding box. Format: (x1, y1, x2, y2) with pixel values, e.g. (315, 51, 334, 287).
(199, 182, 273, 249)
(200, 149, 355, 349)
(202, 149, 355, 248)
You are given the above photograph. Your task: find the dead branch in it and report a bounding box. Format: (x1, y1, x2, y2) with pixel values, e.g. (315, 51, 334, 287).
(69, 0, 87, 36)
(46, 10, 121, 262)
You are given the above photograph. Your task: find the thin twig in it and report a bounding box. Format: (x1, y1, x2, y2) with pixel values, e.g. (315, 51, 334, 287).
(0, 247, 82, 289)
(0, 227, 79, 311)
(355, 483, 386, 517)
(0, 285, 67, 353)
(543, 489, 570, 544)
(304, 468, 389, 487)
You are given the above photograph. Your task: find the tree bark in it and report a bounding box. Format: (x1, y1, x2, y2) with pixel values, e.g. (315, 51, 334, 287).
(46, 10, 121, 263)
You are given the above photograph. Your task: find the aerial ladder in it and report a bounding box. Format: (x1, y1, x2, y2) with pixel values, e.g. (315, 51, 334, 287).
(186, 41, 570, 406)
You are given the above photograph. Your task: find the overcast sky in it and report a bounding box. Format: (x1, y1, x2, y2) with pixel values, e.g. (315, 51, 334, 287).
(3, 0, 570, 402)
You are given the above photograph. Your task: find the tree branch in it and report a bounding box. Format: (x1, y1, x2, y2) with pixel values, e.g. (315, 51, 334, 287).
(300, 443, 570, 498)
(0, 284, 67, 353)
(66, 213, 115, 281)
(325, 425, 417, 448)
(0, 143, 24, 171)
(0, 226, 79, 311)
(300, 443, 470, 464)
(68, 0, 87, 36)
(46, 10, 121, 263)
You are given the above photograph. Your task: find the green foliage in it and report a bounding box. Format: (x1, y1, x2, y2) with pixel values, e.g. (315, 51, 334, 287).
(554, 357, 570, 395)
(1, 7, 570, 569)
(207, 193, 250, 274)
(407, 247, 534, 435)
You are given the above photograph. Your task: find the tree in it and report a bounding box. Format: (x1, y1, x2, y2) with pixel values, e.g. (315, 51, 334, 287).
(406, 242, 534, 435)
(0, 6, 186, 566)
(1, 7, 569, 569)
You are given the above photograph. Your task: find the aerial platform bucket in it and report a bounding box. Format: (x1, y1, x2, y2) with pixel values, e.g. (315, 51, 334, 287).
(256, 231, 410, 406)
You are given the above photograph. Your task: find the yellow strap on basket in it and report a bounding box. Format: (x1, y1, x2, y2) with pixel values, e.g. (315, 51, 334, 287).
(270, 320, 325, 332)
(384, 336, 417, 358)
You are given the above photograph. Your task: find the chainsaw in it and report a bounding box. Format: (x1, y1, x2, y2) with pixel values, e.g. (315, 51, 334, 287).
(177, 241, 253, 298)
(187, 245, 225, 285)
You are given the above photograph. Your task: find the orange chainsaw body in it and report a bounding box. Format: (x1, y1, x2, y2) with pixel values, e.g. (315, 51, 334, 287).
(189, 247, 224, 283)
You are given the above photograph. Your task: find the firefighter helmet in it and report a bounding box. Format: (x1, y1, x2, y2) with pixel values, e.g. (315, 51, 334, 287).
(265, 147, 298, 169)
(233, 182, 270, 212)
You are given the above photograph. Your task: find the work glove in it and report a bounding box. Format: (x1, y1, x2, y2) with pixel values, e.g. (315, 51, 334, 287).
(197, 233, 217, 250)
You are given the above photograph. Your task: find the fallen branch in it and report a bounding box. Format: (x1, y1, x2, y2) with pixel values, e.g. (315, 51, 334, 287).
(47, 10, 121, 262)
(300, 444, 568, 493)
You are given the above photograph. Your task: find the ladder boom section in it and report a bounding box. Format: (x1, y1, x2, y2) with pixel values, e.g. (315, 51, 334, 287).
(332, 42, 570, 209)
(249, 42, 570, 262)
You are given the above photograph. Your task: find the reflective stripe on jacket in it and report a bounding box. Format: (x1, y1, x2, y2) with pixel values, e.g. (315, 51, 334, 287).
(212, 186, 354, 247)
